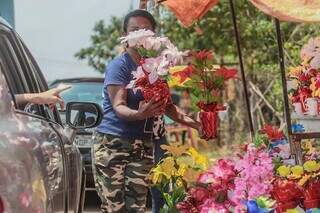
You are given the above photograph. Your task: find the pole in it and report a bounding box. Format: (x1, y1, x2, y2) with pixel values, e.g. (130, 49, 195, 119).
(274, 18, 300, 163)
(229, 0, 255, 139)
(139, 0, 148, 9)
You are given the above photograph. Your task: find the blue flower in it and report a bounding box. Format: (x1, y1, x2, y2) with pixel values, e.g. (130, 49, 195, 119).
(292, 124, 305, 133)
(246, 200, 273, 213)
(306, 209, 320, 213)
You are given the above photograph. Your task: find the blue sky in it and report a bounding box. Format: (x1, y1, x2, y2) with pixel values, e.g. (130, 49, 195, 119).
(15, 0, 139, 81)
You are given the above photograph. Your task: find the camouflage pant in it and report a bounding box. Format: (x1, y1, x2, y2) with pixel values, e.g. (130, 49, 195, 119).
(92, 132, 154, 213)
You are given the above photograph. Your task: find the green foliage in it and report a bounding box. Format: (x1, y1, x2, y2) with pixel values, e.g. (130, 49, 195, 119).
(75, 17, 123, 73)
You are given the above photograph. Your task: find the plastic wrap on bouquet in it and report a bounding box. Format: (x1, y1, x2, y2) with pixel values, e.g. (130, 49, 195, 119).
(271, 179, 303, 212)
(136, 76, 171, 114)
(197, 101, 225, 140)
(303, 180, 320, 210)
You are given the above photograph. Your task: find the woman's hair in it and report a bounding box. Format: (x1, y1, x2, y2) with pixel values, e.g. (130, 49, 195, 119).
(123, 9, 157, 33)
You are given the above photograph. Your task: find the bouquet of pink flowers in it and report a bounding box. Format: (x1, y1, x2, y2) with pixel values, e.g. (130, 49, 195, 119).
(121, 29, 186, 114)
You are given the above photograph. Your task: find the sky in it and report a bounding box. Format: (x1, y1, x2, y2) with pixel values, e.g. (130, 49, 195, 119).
(15, 0, 139, 82)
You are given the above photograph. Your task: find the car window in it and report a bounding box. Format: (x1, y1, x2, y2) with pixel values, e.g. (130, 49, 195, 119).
(51, 82, 104, 107)
(0, 31, 29, 95)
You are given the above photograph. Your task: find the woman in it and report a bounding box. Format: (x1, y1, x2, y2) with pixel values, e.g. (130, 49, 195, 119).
(92, 9, 200, 213)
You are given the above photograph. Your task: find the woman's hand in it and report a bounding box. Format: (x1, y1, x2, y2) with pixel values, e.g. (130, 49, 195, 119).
(15, 86, 71, 110)
(136, 97, 166, 120)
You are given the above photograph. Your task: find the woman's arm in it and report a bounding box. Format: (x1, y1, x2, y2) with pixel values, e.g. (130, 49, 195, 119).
(165, 103, 200, 130)
(15, 87, 68, 109)
(107, 85, 166, 121)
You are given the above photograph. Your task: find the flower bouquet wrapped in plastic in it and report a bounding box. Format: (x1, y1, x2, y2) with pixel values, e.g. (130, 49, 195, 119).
(121, 29, 186, 114)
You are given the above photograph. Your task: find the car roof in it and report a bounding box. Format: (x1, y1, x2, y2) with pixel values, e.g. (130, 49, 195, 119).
(0, 17, 13, 30)
(49, 77, 104, 86)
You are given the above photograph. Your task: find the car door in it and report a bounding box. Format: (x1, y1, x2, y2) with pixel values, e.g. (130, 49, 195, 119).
(0, 23, 67, 212)
(13, 30, 83, 213)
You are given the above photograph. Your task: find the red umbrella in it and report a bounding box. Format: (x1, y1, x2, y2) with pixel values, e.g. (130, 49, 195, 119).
(160, 0, 220, 27)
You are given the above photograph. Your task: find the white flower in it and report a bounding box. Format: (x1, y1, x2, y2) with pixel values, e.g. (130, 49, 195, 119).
(120, 29, 154, 47)
(161, 46, 186, 66)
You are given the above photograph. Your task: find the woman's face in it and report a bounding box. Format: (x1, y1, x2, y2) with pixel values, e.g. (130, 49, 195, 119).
(126, 16, 154, 34)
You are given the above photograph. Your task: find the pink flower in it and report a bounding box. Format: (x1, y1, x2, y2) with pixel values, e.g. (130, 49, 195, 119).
(19, 192, 32, 207)
(199, 198, 229, 213)
(300, 37, 320, 60)
(212, 159, 236, 180)
(232, 147, 273, 208)
(198, 172, 215, 184)
(190, 187, 210, 203)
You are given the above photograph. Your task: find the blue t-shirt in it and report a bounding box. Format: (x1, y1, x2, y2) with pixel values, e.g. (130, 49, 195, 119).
(97, 52, 153, 139)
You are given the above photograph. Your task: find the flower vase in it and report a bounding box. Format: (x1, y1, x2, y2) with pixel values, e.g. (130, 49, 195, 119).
(197, 102, 222, 140)
(271, 179, 303, 212)
(293, 102, 304, 116)
(303, 180, 320, 210)
(306, 98, 319, 117)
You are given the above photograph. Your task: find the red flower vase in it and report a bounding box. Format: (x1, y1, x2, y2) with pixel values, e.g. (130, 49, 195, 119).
(197, 102, 221, 140)
(271, 179, 303, 212)
(303, 180, 320, 209)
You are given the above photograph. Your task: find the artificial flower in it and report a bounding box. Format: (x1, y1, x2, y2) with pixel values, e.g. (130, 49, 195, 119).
(261, 125, 285, 141)
(150, 164, 164, 184)
(277, 165, 291, 177)
(187, 147, 209, 169)
(215, 66, 238, 81)
(290, 165, 304, 179)
(182, 167, 202, 183)
(161, 157, 177, 179)
(285, 208, 301, 213)
(193, 50, 213, 61)
(298, 174, 311, 186)
(120, 29, 154, 47)
(304, 160, 320, 172)
(160, 143, 190, 157)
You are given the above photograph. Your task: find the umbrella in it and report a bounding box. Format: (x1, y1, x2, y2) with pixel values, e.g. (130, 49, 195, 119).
(160, 0, 220, 27)
(249, 0, 320, 23)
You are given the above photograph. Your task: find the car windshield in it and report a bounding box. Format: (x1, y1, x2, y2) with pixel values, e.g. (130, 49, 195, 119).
(53, 82, 104, 106)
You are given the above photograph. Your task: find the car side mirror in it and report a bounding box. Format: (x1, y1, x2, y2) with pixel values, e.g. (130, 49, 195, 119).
(66, 102, 103, 129)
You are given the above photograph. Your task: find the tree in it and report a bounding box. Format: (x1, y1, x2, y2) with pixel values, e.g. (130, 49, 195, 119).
(75, 17, 123, 72)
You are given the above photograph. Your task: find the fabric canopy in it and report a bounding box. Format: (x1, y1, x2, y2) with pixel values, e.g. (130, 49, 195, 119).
(161, 0, 220, 27)
(249, 0, 320, 23)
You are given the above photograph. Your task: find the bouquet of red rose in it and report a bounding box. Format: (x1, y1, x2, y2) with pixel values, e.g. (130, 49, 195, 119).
(173, 50, 237, 139)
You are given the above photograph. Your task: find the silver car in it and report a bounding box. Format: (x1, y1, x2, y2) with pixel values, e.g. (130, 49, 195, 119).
(0, 18, 102, 212)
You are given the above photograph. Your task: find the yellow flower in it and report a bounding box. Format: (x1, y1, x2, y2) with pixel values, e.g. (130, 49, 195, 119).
(32, 178, 46, 202)
(161, 143, 189, 157)
(288, 66, 303, 78)
(177, 163, 188, 177)
(182, 167, 201, 183)
(290, 165, 304, 179)
(176, 177, 184, 188)
(304, 160, 320, 172)
(277, 165, 291, 177)
(150, 165, 164, 184)
(187, 147, 209, 170)
(161, 157, 177, 179)
(285, 209, 300, 213)
(298, 174, 311, 186)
